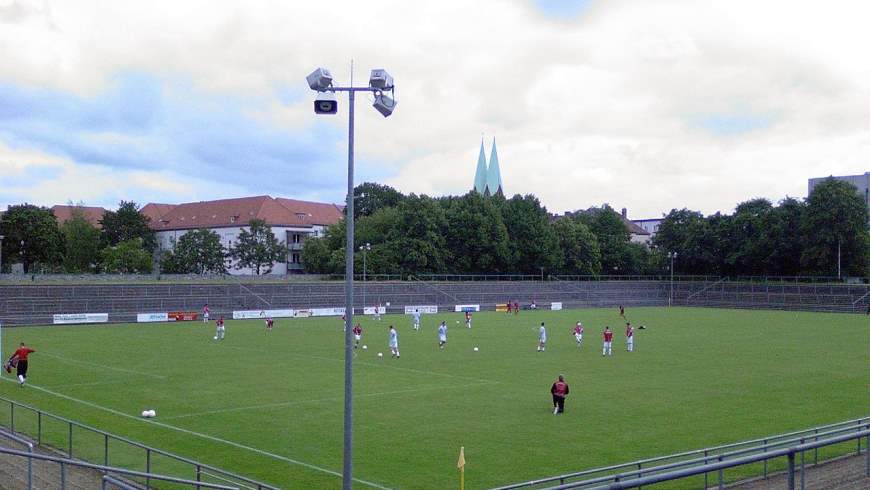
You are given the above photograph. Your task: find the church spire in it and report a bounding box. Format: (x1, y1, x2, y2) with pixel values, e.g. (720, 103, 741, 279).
(473, 138, 488, 194)
(486, 138, 503, 196)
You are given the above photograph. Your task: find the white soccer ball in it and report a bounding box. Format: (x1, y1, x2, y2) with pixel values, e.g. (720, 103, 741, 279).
(149, 410, 157, 418)
(455, 320, 459, 324)
(141, 410, 149, 417)
(473, 347, 479, 352)
(213, 336, 218, 340)
(377, 352, 383, 357)
(362, 345, 368, 350)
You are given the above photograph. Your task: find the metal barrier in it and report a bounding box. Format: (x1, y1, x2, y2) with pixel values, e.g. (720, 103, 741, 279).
(1, 427, 34, 487)
(494, 417, 870, 489)
(0, 446, 240, 489)
(0, 396, 279, 490)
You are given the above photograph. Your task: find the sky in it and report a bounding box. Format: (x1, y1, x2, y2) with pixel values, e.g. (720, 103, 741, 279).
(1, 0, 869, 219)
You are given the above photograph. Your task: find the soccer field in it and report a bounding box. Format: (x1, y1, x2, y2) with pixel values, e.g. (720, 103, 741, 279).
(0, 307, 867, 489)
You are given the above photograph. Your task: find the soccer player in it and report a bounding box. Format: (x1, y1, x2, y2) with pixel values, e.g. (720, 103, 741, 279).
(412, 309, 421, 331)
(465, 311, 472, 329)
(388, 325, 400, 358)
(374, 304, 382, 321)
(513, 301, 519, 315)
(353, 323, 362, 348)
(618, 305, 625, 318)
(602, 326, 613, 356)
(12, 342, 35, 386)
(573, 322, 584, 347)
(537, 322, 547, 352)
(214, 316, 226, 341)
(626, 322, 634, 352)
(265, 316, 274, 332)
(550, 374, 569, 414)
(438, 321, 448, 349)
(530, 300, 537, 310)
(506, 300, 512, 314)
(202, 304, 210, 323)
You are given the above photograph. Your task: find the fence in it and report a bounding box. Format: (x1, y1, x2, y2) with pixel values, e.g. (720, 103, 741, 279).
(0, 446, 241, 489)
(0, 396, 278, 490)
(1, 426, 34, 487)
(494, 417, 870, 489)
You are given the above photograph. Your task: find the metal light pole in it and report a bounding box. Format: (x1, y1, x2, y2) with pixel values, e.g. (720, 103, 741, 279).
(0, 235, 4, 274)
(668, 252, 677, 307)
(307, 66, 395, 490)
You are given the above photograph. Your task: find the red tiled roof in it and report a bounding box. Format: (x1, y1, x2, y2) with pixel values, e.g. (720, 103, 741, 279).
(51, 205, 107, 229)
(274, 198, 344, 226)
(140, 203, 176, 223)
(148, 196, 321, 231)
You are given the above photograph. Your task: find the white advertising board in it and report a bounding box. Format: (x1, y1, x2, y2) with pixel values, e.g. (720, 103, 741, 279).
(551, 302, 563, 311)
(53, 313, 109, 325)
(454, 304, 480, 312)
(404, 305, 438, 314)
(232, 309, 295, 320)
(137, 313, 169, 323)
(309, 307, 346, 317)
(294, 310, 311, 318)
(363, 306, 387, 315)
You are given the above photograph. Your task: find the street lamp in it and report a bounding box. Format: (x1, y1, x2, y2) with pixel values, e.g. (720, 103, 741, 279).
(668, 252, 678, 307)
(307, 65, 396, 490)
(359, 243, 371, 306)
(0, 235, 4, 273)
(20, 239, 25, 274)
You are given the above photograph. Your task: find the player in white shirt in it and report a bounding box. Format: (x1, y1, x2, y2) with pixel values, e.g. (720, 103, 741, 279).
(465, 311, 472, 329)
(214, 316, 226, 340)
(537, 322, 547, 352)
(412, 310, 421, 331)
(573, 322, 584, 347)
(438, 321, 448, 349)
(388, 325, 400, 358)
(374, 304, 382, 321)
(625, 322, 634, 352)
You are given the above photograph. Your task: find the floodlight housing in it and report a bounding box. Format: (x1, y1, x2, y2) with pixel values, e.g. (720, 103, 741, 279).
(314, 91, 338, 115)
(369, 69, 394, 90)
(307, 67, 334, 91)
(372, 93, 396, 117)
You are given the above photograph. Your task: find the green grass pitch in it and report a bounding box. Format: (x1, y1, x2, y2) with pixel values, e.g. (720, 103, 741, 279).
(0, 307, 867, 489)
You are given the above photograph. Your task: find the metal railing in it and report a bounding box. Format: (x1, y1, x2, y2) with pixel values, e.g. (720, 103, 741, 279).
(0, 396, 279, 490)
(0, 446, 240, 489)
(494, 417, 870, 489)
(555, 429, 870, 489)
(1, 427, 34, 487)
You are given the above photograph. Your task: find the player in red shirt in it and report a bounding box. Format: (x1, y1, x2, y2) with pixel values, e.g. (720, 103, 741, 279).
(352, 323, 363, 348)
(11, 342, 35, 386)
(550, 374, 570, 414)
(465, 311, 472, 329)
(202, 304, 210, 323)
(265, 317, 274, 332)
(513, 301, 519, 315)
(602, 326, 613, 356)
(625, 322, 634, 352)
(214, 316, 226, 341)
(573, 322, 584, 348)
(618, 305, 625, 318)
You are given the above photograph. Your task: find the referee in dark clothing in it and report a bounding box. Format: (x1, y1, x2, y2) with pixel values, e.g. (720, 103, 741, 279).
(550, 374, 569, 414)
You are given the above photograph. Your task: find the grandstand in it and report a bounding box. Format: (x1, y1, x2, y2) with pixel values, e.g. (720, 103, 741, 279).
(1, 277, 869, 326)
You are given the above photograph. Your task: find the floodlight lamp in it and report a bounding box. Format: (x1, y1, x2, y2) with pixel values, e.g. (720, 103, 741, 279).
(372, 92, 397, 117)
(369, 69, 394, 90)
(314, 91, 338, 115)
(306, 67, 334, 91)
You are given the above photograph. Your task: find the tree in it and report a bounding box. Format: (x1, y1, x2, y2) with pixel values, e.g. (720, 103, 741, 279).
(499, 194, 560, 273)
(765, 197, 805, 276)
(61, 207, 102, 273)
(382, 195, 447, 273)
(229, 219, 289, 275)
(300, 236, 332, 273)
(162, 229, 227, 274)
(353, 182, 404, 218)
(576, 206, 632, 274)
(101, 239, 153, 273)
(552, 217, 601, 275)
(100, 201, 156, 252)
(801, 178, 869, 277)
(442, 193, 512, 273)
(653, 208, 719, 274)
(0, 204, 64, 272)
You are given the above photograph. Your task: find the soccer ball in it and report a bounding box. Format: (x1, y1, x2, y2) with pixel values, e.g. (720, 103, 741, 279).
(213, 336, 218, 340)
(473, 347, 479, 352)
(362, 345, 368, 350)
(141, 410, 149, 417)
(149, 410, 157, 418)
(377, 352, 383, 357)
(455, 320, 459, 324)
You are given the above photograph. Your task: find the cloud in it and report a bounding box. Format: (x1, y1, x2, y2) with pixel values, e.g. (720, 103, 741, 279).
(1, 0, 870, 217)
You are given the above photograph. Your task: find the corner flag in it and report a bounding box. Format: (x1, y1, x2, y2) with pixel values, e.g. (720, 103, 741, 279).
(457, 446, 466, 490)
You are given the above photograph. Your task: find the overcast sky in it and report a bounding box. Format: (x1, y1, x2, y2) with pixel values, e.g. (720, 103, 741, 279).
(1, 0, 869, 219)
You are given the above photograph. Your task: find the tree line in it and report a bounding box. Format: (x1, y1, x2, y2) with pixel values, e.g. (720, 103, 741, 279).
(0, 201, 288, 275)
(303, 178, 870, 278)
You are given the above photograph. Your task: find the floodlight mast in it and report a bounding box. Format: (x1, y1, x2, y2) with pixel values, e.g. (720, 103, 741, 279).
(307, 66, 395, 490)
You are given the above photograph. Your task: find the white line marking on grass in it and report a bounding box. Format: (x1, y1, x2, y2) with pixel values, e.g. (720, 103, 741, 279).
(1, 379, 392, 490)
(43, 380, 127, 389)
(163, 382, 488, 420)
(40, 352, 167, 379)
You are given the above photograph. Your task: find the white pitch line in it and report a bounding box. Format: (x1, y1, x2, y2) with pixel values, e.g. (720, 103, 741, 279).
(40, 352, 167, 379)
(163, 381, 488, 420)
(43, 379, 127, 389)
(1, 378, 392, 490)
